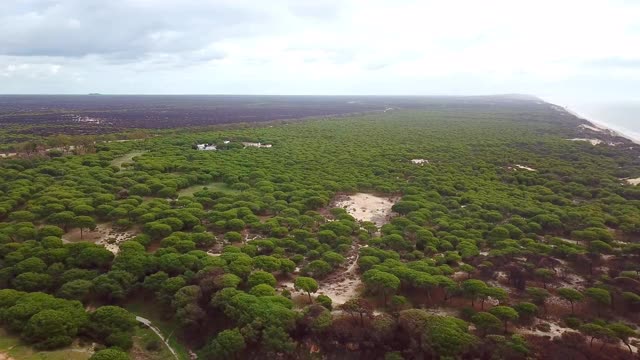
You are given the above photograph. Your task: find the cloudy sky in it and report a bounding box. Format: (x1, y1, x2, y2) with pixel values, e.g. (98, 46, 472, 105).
(1, 0, 640, 105)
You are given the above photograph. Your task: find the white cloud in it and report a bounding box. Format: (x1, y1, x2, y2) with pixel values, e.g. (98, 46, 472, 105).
(0, 0, 639, 101)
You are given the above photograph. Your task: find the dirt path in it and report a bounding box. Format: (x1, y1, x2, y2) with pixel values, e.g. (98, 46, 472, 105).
(310, 193, 398, 304)
(281, 193, 397, 305)
(111, 151, 147, 169)
(279, 242, 363, 306)
(136, 316, 180, 360)
(316, 243, 363, 305)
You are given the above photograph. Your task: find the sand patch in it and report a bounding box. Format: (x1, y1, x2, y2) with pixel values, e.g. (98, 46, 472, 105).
(626, 178, 640, 186)
(423, 307, 459, 317)
(196, 144, 216, 151)
(242, 142, 272, 148)
(579, 124, 606, 133)
(567, 138, 603, 145)
(285, 194, 397, 305)
(518, 319, 578, 339)
(333, 193, 398, 228)
(410, 159, 429, 165)
(280, 243, 364, 305)
(62, 223, 139, 255)
(281, 274, 363, 306)
(515, 164, 537, 171)
(558, 273, 587, 290)
(205, 242, 225, 257)
(318, 273, 363, 305)
(487, 280, 513, 294)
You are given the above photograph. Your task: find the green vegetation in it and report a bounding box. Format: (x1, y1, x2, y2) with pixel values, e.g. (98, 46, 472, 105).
(0, 328, 91, 360)
(1, 103, 640, 359)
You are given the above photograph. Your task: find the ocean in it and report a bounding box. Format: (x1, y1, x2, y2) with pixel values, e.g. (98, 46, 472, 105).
(567, 101, 640, 142)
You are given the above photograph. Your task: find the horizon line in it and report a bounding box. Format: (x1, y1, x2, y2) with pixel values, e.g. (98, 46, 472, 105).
(0, 93, 537, 97)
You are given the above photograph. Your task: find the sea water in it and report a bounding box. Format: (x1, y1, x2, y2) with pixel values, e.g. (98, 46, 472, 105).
(568, 102, 640, 142)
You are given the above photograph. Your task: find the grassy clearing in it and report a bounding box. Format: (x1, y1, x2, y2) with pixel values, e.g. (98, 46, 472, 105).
(124, 300, 190, 360)
(177, 182, 238, 197)
(111, 151, 147, 169)
(130, 326, 176, 360)
(0, 328, 92, 360)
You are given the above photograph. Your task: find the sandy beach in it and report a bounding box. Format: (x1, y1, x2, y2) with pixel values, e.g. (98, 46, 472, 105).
(563, 105, 640, 144)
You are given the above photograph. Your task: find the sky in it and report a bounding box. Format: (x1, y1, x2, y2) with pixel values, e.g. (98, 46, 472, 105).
(2, 0, 640, 105)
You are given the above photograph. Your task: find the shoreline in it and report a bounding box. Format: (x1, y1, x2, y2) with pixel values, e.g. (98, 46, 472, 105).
(561, 105, 640, 145)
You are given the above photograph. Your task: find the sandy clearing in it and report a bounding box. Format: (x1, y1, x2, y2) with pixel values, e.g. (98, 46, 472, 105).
(579, 124, 606, 133)
(280, 243, 364, 305)
(245, 234, 262, 243)
(333, 193, 398, 228)
(519, 319, 639, 353)
(567, 138, 603, 145)
(487, 280, 513, 294)
(0, 353, 15, 360)
(196, 144, 216, 151)
(317, 273, 363, 305)
(423, 307, 460, 317)
(557, 272, 587, 290)
(518, 319, 578, 339)
(281, 274, 363, 306)
(515, 164, 537, 171)
(282, 193, 397, 306)
(494, 271, 509, 281)
(62, 223, 139, 254)
(242, 142, 272, 148)
(206, 243, 224, 257)
(626, 178, 640, 186)
(411, 159, 429, 165)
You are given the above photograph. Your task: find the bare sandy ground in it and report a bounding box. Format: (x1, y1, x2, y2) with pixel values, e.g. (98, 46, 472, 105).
(279, 244, 363, 305)
(519, 318, 638, 353)
(515, 164, 537, 171)
(206, 243, 224, 257)
(579, 123, 606, 133)
(518, 319, 578, 339)
(280, 193, 398, 305)
(62, 223, 139, 254)
(626, 178, 640, 185)
(316, 244, 363, 304)
(411, 159, 429, 165)
(567, 138, 603, 145)
(242, 142, 272, 148)
(304, 194, 397, 303)
(333, 193, 398, 228)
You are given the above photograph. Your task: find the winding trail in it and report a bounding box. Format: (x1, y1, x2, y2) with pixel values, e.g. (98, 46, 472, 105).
(136, 316, 180, 360)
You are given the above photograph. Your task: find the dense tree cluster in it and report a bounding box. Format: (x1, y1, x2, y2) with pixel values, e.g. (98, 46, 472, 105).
(0, 104, 639, 358)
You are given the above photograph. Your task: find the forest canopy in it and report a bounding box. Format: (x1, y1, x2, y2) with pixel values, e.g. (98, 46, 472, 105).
(0, 101, 639, 359)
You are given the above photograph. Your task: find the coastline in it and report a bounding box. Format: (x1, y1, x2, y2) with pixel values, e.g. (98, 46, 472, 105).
(561, 105, 640, 145)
